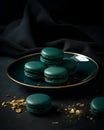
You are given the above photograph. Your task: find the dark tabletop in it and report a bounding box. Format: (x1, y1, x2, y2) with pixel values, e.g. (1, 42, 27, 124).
(0, 0, 104, 130)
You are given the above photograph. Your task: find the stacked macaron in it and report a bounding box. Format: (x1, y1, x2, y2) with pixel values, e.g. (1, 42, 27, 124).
(40, 47, 64, 66)
(24, 47, 78, 85)
(90, 97, 104, 118)
(24, 61, 46, 80)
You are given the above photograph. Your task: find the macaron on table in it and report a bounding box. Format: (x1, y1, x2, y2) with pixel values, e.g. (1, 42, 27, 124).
(26, 93, 51, 114)
(7, 47, 98, 89)
(90, 97, 104, 118)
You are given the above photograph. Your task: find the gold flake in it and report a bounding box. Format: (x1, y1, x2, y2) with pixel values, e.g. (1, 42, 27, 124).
(90, 117, 93, 120)
(75, 110, 81, 115)
(15, 108, 22, 113)
(64, 108, 67, 111)
(2, 101, 6, 106)
(10, 100, 16, 104)
(1, 96, 26, 113)
(11, 106, 16, 110)
(76, 103, 81, 106)
(69, 108, 75, 114)
(79, 104, 85, 107)
(52, 121, 59, 125)
(20, 102, 26, 106)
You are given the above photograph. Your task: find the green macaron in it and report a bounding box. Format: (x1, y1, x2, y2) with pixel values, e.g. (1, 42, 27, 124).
(90, 97, 104, 118)
(24, 61, 46, 80)
(44, 66, 68, 85)
(40, 47, 64, 66)
(61, 57, 78, 75)
(26, 93, 52, 115)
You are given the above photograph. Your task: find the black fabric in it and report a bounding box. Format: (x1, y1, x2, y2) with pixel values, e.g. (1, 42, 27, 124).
(0, 0, 27, 25)
(0, 0, 104, 130)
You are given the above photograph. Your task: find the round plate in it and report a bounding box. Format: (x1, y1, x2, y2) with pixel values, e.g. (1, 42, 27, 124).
(7, 52, 99, 89)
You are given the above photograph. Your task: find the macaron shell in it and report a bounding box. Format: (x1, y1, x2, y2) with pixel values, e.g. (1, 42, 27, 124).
(41, 47, 64, 59)
(24, 61, 46, 73)
(44, 66, 68, 78)
(44, 66, 68, 85)
(26, 94, 51, 108)
(26, 105, 51, 114)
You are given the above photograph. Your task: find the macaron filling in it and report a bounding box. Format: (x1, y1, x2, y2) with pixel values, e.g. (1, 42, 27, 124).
(40, 56, 63, 65)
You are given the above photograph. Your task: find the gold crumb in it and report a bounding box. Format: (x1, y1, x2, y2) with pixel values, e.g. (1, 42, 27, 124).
(20, 102, 26, 106)
(76, 103, 85, 107)
(15, 108, 22, 113)
(1, 97, 26, 113)
(79, 104, 85, 107)
(86, 116, 94, 121)
(76, 103, 81, 106)
(2, 101, 6, 106)
(64, 108, 68, 111)
(52, 121, 59, 125)
(11, 106, 16, 110)
(2, 102, 7, 107)
(75, 110, 81, 115)
(10, 100, 16, 104)
(12, 103, 18, 107)
(18, 99, 25, 102)
(69, 108, 75, 114)
(90, 117, 93, 120)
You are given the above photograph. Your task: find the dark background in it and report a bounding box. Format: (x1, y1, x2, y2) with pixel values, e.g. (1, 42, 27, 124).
(0, 0, 27, 25)
(0, 0, 104, 25)
(0, 0, 104, 130)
